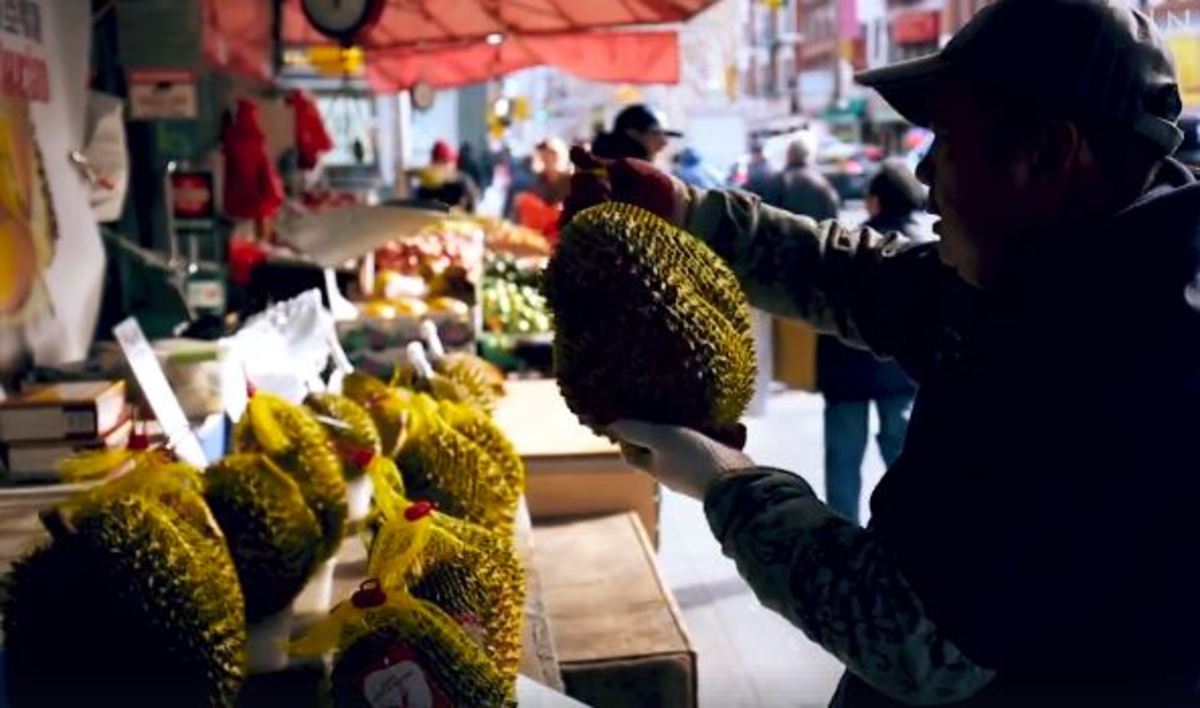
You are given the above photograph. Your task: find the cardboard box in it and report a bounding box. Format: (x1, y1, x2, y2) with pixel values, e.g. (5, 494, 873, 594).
(773, 317, 818, 391)
(533, 513, 696, 708)
(495, 380, 659, 540)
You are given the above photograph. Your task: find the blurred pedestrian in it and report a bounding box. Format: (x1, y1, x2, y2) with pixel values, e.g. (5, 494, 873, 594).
(457, 142, 491, 190)
(673, 147, 725, 189)
(515, 138, 572, 241)
(530, 138, 571, 205)
(415, 140, 479, 211)
(593, 104, 680, 161)
(746, 139, 772, 185)
(818, 161, 925, 524)
(755, 138, 839, 221)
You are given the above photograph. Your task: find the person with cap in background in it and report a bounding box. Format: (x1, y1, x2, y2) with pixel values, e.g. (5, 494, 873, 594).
(414, 140, 479, 211)
(562, 0, 1200, 704)
(818, 160, 926, 526)
(593, 103, 681, 162)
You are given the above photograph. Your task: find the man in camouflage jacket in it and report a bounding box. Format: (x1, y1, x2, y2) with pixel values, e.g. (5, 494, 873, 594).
(584, 1, 1200, 705)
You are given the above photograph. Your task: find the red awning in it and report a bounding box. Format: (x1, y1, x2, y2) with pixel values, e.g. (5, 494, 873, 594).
(202, 0, 274, 82)
(366, 31, 680, 91)
(281, 0, 714, 48)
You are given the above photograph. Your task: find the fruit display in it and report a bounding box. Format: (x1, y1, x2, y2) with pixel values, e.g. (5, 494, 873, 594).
(545, 202, 757, 439)
(305, 392, 384, 480)
(369, 499, 524, 680)
(1, 324, 529, 704)
(348, 378, 516, 532)
(474, 215, 551, 257)
(294, 580, 514, 708)
(482, 252, 551, 337)
(233, 390, 349, 559)
(4, 464, 247, 707)
(373, 219, 484, 283)
(204, 453, 324, 622)
(421, 320, 506, 413)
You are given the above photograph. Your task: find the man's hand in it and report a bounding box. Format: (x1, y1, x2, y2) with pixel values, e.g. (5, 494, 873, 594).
(608, 420, 756, 501)
(560, 147, 689, 228)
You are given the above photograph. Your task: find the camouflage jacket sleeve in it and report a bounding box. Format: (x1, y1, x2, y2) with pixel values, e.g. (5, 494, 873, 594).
(682, 186, 949, 381)
(705, 469, 997, 705)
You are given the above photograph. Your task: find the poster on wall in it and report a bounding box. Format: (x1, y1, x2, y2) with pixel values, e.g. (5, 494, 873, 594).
(0, 0, 55, 328)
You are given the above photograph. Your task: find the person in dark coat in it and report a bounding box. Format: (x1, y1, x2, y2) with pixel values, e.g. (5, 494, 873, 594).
(752, 139, 840, 221)
(592, 104, 680, 162)
(414, 140, 479, 211)
(566, 1, 1200, 705)
(818, 161, 925, 524)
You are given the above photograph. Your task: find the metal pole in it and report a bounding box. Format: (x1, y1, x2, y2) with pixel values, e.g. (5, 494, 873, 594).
(832, 0, 843, 103)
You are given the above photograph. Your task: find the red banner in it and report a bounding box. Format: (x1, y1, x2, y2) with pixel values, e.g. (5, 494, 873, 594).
(892, 10, 940, 45)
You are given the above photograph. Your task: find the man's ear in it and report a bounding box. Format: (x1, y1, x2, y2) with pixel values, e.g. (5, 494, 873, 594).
(1031, 119, 1083, 176)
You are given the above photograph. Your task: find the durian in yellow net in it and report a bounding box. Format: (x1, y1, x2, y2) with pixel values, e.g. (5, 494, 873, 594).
(369, 498, 525, 679)
(233, 389, 348, 559)
(292, 578, 515, 707)
(345, 373, 517, 532)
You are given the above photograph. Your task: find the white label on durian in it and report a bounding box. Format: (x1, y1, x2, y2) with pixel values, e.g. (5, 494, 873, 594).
(364, 660, 434, 708)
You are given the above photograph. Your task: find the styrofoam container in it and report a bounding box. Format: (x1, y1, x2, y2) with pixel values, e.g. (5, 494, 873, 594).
(246, 607, 294, 673)
(345, 474, 374, 523)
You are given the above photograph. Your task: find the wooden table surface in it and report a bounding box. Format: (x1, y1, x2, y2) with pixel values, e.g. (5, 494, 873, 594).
(493, 379, 619, 460)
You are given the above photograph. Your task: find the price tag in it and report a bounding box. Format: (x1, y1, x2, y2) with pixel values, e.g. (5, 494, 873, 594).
(113, 318, 207, 468)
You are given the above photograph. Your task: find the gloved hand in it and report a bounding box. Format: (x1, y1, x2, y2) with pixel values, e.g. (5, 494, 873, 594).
(560, 146, 687, 228)
(609, 420, 756, 501)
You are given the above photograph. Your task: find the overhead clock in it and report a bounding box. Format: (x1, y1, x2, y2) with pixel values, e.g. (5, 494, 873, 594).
(301, 0, 386, 45)
(410, 81, 436, 111)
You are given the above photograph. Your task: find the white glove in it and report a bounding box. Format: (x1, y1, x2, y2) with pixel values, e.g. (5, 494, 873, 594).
(609, 420, 757, 501)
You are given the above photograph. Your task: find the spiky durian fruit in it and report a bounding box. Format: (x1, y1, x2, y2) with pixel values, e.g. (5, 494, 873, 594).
(4, 494, 247, 708)
(305, 392, 385, 480)
(421, 320, 505, 414)
(344, 374, 515, 530)
(370, 500, 524, 680)
(395, 391, 515, 531)
(390, 342, 474, 407)
(293, 580, 514, 708)
(204, 453, 324, 622)
(545, 202, 757, 438)
(437, 399, 524, 498)
(234, 391, 348, 559)
(343, 372, 410, 456)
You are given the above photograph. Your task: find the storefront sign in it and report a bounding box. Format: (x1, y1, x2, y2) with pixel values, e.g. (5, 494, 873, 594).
(0, 0, 48, 103)
(169, 170, 215, 223)
(128, 69, 197, 120)
(892, 10, 940, 45)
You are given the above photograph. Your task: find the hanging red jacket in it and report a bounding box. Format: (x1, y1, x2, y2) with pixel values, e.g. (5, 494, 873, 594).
(288, 89, 333, 170)
(221, 99, 284, 220)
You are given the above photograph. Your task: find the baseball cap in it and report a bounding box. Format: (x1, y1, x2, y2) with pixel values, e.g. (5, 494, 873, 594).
(856, 0, 1184, 155)
(613, 104, 683, 138)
